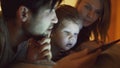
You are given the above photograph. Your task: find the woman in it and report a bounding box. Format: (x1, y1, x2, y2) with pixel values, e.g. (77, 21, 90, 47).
(72, 0, 111, 51)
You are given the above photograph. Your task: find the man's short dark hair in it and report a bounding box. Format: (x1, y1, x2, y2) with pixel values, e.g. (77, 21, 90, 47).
(1, 0, 62, 20)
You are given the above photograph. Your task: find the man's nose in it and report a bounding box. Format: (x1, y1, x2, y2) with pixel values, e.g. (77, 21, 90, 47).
(52, 10, 58, 24)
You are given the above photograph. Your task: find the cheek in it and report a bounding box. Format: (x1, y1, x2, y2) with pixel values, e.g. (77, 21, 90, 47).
(62, 37, 68, 44)
(39, 19, 51, 30)
(59, 35, 67, 43)
(73, 38, 77, 45)
(58, 35, 68, 45)
(94, 16, 99, 22)
(78, 9, 87, 18)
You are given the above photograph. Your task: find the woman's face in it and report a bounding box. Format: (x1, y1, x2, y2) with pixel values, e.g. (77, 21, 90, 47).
(77, 0, 102, 27)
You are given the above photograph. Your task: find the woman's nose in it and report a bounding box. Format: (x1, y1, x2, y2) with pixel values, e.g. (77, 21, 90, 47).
(87, 10, 95, 20)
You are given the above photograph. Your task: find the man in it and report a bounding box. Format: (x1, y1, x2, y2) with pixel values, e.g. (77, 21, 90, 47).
(0, 0, 62, 67)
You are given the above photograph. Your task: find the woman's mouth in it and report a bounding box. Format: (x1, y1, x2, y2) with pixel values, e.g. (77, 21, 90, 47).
(83, 20, 92, 27)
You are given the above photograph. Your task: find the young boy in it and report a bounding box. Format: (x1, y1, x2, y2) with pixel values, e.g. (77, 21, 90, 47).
(51, 5, 83, 61)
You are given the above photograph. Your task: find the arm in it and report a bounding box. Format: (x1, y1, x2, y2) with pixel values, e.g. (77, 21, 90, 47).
(75, 41, 103, 52)
(10, 49, 101, 68)
(54, 49, 101, 68)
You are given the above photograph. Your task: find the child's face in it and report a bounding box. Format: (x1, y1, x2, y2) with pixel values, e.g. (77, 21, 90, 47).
(54, 20, 82, 51)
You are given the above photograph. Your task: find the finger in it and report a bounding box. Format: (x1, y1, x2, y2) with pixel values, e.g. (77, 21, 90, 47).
(38, 38, 51, 45)
(39, 43, 51, 51)
(39, 49, 49, 56)
(28, 39, 51, 51)
(37, 43, 48, 52)
(28, 38, 40, 48)
(38, 49, 51, 60)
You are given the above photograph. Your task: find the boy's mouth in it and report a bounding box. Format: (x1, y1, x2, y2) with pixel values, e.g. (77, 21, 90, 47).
(66, 43, 73, 48)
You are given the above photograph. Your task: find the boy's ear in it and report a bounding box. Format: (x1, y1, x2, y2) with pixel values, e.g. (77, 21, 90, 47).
(17, 6, 30, 22)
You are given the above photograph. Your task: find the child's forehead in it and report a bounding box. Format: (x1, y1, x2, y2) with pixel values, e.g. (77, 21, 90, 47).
(58, 19, 79, 29)
(62, 19, 79, 25)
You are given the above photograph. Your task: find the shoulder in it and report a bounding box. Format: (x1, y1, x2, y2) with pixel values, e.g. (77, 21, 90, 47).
(94, 44, 120, 68)
(0, 15, 6, 46)
(0, 26, 6, 56)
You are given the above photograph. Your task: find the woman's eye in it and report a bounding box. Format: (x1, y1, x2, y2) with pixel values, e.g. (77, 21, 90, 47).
(84, 5, 91, 10)
(95, 10, 102, 16)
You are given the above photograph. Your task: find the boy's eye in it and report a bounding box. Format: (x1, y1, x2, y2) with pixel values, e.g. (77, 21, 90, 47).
(74, 33, 78, 36)
(64, 31, 70, 35)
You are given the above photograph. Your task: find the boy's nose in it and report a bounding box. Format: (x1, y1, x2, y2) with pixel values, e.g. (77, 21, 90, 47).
(69, 35, 74, 41)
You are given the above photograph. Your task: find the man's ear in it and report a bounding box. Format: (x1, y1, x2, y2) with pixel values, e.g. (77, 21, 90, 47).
(17, 6, 30, 22)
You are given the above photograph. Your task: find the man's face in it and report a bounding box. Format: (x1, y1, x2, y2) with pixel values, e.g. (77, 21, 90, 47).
(77, 0, 102, 27)
(23, 6, 58, 38)
(53, 20, 82, 51)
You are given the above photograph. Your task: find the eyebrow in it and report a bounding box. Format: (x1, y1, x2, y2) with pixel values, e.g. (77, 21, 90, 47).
(84, 2, 102, 11)
(84, 2, 92, 7)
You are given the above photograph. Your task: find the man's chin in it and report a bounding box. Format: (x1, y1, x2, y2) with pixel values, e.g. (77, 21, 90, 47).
(44, 31, 52, 38)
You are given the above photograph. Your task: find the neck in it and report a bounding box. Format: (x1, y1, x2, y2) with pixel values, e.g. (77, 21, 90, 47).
(7, 20, 28, 49)
(51, 43, 63, 58)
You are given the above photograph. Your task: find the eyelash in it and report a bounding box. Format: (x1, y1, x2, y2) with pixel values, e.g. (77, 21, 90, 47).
(96, 11, 101, 16)
(84, 5, 101, 16)
(64, 31, 78, 37)
(74, 33, 78, 36)
(64, 31, 70, 35)
(85, 5, 91, 10)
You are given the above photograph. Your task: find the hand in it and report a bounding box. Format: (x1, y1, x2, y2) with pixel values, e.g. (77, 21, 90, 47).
(76, 41, 104, 52)
(26, 38, 52, 63)
(54, 49, 101, 68)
